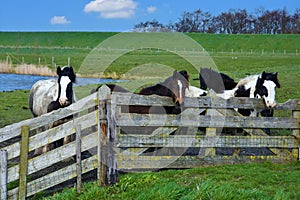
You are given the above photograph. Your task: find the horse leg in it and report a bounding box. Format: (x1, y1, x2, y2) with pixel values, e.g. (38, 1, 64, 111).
(33, 127, 44, 157)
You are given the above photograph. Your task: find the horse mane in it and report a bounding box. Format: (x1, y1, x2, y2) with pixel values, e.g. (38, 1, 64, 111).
(138, 70, 188, 98)
(179, 70, 189, 82)
(261, 71, 280, 88)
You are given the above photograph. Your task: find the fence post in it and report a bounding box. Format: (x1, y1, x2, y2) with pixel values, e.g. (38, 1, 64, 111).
(204, 109, 217, 157)
(0, 149, 8, 200)
(106, 97, 118, 185)
(97, 85, 118, 186)
(76, 124, 82, 193)
(18, 126, 29, 200)
(52, 57, 55, 67)
(292, 110, 300, 159)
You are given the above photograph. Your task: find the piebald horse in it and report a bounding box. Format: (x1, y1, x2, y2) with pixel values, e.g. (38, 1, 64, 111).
(217, 71, 280, 134)
(29, 66, 76, 155)
(234, 71, 280, 117)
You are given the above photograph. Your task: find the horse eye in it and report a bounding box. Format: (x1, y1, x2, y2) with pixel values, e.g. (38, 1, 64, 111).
(263, 87, 268, 97)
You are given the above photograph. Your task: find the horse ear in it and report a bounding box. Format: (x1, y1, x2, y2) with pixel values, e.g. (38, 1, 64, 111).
(57, 66, 62, 76)
(173, 70, 178, 77)
(274, 72, 281, 88)
(261, 71, 266, 79)
(69, 66, 76, 83)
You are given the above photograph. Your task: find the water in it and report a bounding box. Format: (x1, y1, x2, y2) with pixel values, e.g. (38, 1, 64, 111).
(0, 73, 124, 92)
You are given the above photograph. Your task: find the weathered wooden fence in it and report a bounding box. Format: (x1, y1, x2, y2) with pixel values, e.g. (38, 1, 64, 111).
(0, 85, 299, 199)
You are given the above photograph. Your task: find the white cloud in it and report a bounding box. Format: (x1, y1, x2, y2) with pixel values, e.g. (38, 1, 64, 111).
(84, 0, 137, 19)
(147, 6, 157, 13)
(50, 16, 71, 25)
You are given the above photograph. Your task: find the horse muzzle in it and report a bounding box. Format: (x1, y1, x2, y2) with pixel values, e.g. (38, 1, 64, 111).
(265, 99, 276, 108)
(59, 98, 70, 106)
(175, 98, 184, 107)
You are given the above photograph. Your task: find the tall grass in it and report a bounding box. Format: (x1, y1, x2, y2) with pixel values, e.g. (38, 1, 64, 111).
(0, 61, 56, 76)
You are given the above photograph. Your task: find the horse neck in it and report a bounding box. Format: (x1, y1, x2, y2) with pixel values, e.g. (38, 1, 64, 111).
(139, 84, 171, 97)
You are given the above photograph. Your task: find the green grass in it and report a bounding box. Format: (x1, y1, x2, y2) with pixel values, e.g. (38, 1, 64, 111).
(1, 32, 299, 73)
(188, 33, 300, 52)
(35, 161, 300, 200)
(0, 33, 299, 127)
(0, 90, 32, 127)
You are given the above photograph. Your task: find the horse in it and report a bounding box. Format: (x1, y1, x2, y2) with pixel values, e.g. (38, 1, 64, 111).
(234, 71, 280, 116)
(91, 70, 189, 115)
(138, 70, 189, 106)
(29, 66, 77, 156)
(194, 68, 237, 93)
(218, 71, 280, 134)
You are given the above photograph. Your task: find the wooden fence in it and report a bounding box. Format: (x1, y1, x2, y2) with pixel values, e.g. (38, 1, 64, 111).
(0, 85, 299, 199)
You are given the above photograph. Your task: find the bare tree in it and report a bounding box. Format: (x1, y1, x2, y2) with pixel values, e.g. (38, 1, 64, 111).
(133, 8, 300, 34)
(174, 9, 212, 32)
(133, 19, 169, 32)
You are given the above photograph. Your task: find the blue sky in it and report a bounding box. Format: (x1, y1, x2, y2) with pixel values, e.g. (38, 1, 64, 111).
(1, 0, 299, 32)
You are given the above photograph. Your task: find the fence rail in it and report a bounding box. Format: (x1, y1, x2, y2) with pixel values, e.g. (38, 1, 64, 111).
(0, 85, 299, 199)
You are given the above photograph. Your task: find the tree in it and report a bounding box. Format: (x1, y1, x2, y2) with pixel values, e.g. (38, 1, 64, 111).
(133, 8, 299, 34)
(174, 9, 212, 32)
(213, 9, 253, 34)
(133, 19, 169, 32)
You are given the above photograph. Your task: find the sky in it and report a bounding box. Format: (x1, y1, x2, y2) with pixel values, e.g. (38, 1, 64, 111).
(1, 0, 299, 32)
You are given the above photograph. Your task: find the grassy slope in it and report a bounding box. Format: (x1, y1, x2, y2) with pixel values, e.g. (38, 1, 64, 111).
(0, 33, 299, 127)
(37, 162, 300, 200)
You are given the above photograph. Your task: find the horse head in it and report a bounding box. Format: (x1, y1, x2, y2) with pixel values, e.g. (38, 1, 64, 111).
(57, 66, 76, 107)
(168, 70, 189, 106)
(254, 71, 280, 108)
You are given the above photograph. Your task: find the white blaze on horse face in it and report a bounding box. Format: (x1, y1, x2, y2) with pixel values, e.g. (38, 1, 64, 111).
(59, 76, 71, 106)
(177, 80, 184, 104)
(263, 80, 277, 108)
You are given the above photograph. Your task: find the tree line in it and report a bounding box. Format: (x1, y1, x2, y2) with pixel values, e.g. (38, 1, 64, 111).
(134, 8, 300, 34)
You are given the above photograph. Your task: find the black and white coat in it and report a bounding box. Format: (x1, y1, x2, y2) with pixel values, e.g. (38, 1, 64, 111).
(217, 71, 280, 117)
(29, 66, 77, 155)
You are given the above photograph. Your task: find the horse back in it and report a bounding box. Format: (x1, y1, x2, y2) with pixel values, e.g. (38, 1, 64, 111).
(29, 79, 58, 117)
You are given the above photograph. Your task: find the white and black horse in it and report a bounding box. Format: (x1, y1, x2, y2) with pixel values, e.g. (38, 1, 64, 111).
(234, 71, 280, 117)
(29, 66, 76, 155)
(217, 71, 280, 134)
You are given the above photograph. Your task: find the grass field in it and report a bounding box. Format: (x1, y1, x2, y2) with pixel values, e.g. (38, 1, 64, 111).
(0, 32, 300, 199)
(0, 32, 299, 127)
(35, 161, 300, 200)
